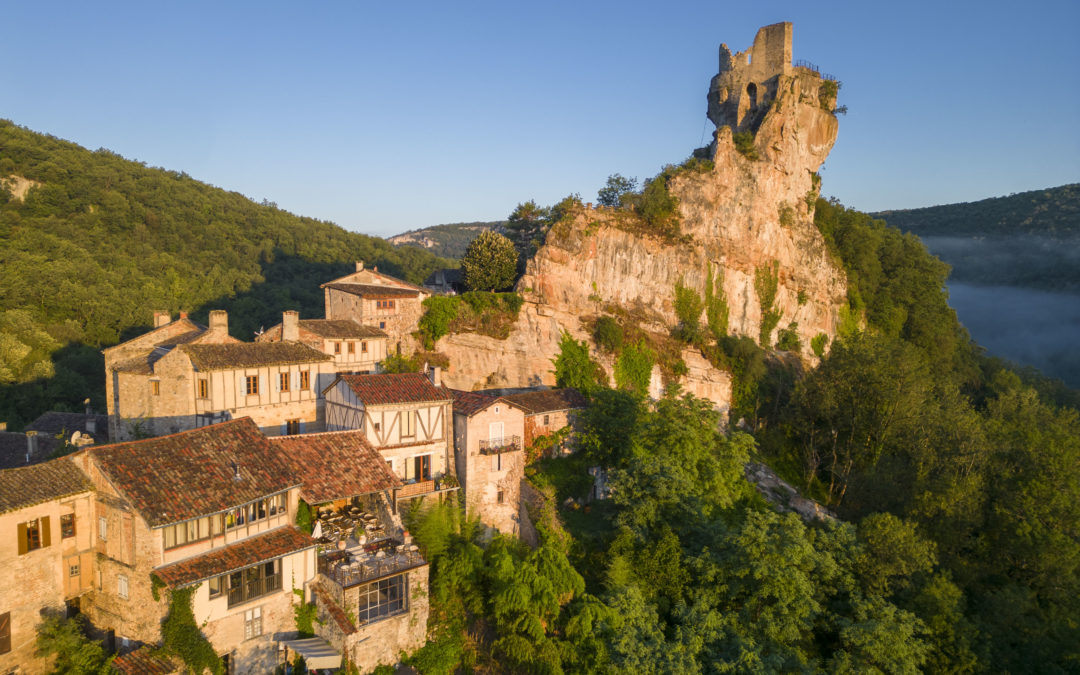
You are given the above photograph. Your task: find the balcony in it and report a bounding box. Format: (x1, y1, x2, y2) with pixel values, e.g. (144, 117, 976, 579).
(479, 435, 522, 455)
(318, 545, 426, 589)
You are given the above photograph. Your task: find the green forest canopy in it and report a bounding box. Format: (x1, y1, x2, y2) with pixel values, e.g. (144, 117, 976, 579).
(0, 119, 454, 428)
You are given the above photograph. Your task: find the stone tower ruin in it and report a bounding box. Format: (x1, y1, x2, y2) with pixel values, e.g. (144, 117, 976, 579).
(707, 22, 794, 133)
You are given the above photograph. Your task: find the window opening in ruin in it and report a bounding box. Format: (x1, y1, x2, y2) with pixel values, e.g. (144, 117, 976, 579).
(356, 574, 407, 624)
(61, 514, 76, 539)
(245, 375, 259, 396)
(747, 82, 758, 108)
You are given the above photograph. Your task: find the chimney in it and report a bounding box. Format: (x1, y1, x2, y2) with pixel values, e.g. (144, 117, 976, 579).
(84, 399, 96, 435)
(153, 311, 170, 328)
(355, 261, 364, 272)
(372, 265, 378, 273)
(179, 311, 189, 320)
(427, 365, 442, 387)
(208, 310, 229, 338)
(26, 431, 38, 463)
(282, 311, 300, 342)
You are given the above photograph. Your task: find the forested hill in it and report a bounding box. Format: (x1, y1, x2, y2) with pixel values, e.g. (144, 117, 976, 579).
(388, 220, 504, 259)
(0, 119, 454, 428)
(874, 184, 1080, 291)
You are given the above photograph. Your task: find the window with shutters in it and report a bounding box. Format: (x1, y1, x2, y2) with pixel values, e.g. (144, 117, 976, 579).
(300, 370, 310, 390)
(244, 606, 263, 639)
(279, 372, 290, 392)
(61, 513, 76, 539)
(361, 341, 368, 353)
(19, 517, 49, 554)
(245, 375, 259, 396)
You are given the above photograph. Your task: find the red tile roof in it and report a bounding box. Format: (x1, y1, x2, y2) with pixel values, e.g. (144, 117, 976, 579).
(111, 646, 180, 675)
(500, 388, 586, 414)
(323, 283, 420, 299)
(154, 526, 315, 588)
(450, 389, 528, 417)
(334, 373, 452, 406)
(270, 430, 401, 504)
(0, 457, 92, 514)
(90, 418, 299, 528)
(181, 342, 331, 370)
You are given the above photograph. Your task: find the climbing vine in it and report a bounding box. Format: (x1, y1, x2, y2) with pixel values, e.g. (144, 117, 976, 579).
(754, 261, 782, 346)
(161, 584, 222, 675)
(293, 588, 320, 637)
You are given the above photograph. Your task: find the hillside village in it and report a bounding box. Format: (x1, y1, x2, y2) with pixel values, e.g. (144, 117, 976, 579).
(0, 259, 589, 674)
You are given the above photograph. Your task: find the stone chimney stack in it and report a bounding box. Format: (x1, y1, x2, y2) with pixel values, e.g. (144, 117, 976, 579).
(427, 365, 442, 387)
(208, 310, 229, 338)
(355, 261, 364, 272)
(84, 399, 96, 435)
(179, 311, 189, 320)
(282, 311, 300, 342)
(26, 431, 38, 464)
(153, 311, 170, 328)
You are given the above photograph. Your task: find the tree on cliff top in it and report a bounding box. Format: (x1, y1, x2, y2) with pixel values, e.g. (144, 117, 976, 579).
(597, 174, 638, 207)
(462, 230, 518, 292)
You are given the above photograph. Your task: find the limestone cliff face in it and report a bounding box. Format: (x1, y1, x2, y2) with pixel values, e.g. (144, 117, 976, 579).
(439, 23, 848, 408)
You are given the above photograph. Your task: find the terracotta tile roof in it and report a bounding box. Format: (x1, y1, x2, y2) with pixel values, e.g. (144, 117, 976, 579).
(334, 373, 452, 406)
(154, 526, 315, 588)
(111, 646, 180, 675)
(270, 430, 401, 504)
(450, 389, 528, 417)
(0, 457, 92, 514)
(501, 388, 587, 414)
(180, 342, 331, 370)
(89, 418, 299, 528)
(312, 582, 357, 635)
(261, 319, 388, 341)
(323, 282, 421, 299)
(26, 411, 110, 444)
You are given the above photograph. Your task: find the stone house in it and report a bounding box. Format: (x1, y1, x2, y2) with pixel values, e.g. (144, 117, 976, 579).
(500, 388, 586, 453)
(257, 311, 390, 385)
(0, 458, 96, 674)
(70, 418, 318, 674)
(450, 390, 528, 535)
(422, 268, 463, 295)
(270, 430, 430, 671)
(106, 310, 335, 441)
(321, 261, 429, 353)
(323, 370, 455, 501)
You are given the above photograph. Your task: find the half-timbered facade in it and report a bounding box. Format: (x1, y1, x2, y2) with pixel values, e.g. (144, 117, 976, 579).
(324, 371, 455, 498)
(257, 311, 389, 391)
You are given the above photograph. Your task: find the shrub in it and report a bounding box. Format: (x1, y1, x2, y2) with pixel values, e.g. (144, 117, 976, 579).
(593, 316, 623, 353)
(35, 613, 110, 675)
(704, 263, 729, 341)
(419, 296, 460, 349)
(295, 499, 313, 534)
(634, 171, 681, 238)
(733, 131, 759, 160)
(776, 322, 802, 352)
(597, 174, 638, 207)
(615, 340, 656, 395)
(381, 352, 420, 374)
(779, 203, 796, 227)
(811, 332, 829, 358)
(819, 79, 840, 110)
(755, 261, 782, 346)
(552, 331, 604, 392)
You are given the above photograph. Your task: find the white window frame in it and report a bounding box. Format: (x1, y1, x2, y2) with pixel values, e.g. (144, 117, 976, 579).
(118, 574, 129, 599)
(244, 606, 263, 640)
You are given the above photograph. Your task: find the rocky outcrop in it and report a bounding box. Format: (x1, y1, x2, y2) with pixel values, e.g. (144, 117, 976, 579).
(439, 23, 848, 409)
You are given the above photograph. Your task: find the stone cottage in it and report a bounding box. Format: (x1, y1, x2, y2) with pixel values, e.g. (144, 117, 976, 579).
(499, 388, 586, 453)
(321, 261, 429, 353)
(70, 418, 318, 674)
(0, 458, 96, 674)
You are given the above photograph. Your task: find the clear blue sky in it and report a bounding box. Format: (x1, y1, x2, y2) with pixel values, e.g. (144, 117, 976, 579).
(3, 1, 1078, 237)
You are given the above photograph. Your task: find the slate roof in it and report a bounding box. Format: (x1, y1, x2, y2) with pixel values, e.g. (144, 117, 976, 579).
(180, 342, 331, 370)
(323, 283, 421, 299)
(0, 458, 93, 514)
(111, 647, 180, 675)
(89, 418, 300, 528)
(26, 411, 110, 444)
(154, 526, 315, 588)
(501, 388, 587, 414)
(333, 373, 452, 406)
(261, 319, 388, 341)
(270, 430, 401, 504)
(0, 432, 44, 470)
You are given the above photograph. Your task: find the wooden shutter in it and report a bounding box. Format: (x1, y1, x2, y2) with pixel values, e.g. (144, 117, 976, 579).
(41, 516, 51, 548)
(17, 523, 27, 555)
(0, 611, 10, 654)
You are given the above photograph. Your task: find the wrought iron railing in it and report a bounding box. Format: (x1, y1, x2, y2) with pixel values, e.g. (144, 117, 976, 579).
(479, 435, 522, 455)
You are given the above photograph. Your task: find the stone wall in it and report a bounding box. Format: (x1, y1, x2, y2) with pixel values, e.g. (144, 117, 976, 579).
(343, 567, 430, 672)
(454, 405, 526, 534)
